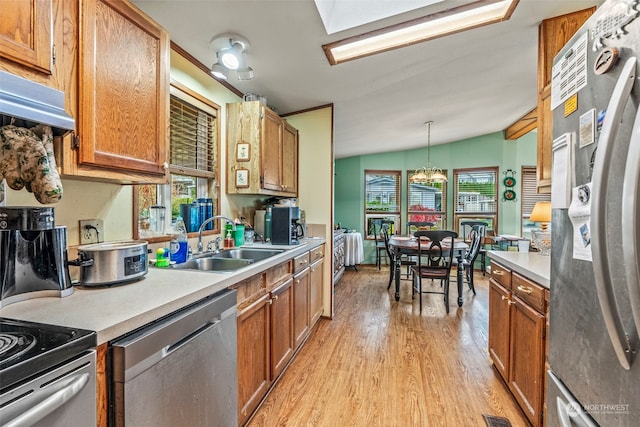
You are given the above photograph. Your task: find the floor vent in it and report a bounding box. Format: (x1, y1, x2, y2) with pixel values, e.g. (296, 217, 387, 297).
(482, 414, 512, 427)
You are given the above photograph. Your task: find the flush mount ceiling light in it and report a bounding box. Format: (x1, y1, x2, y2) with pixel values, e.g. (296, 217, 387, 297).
(210, 33, 254, 80)
(323, 0, 519, 65)
(411, 121, 447, 184)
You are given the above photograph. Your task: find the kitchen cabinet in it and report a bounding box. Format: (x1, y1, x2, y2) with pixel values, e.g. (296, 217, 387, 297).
(0, 0, 53, 75)
(536, 7, 595, 193)
(1, 0, 170, 184)
(309, 245, 325, 325)
(269, 277, 295, 380)
(66, 0, 170, 183)
(488, 261, 548, 427)
(226, 101, 298, 196)
(237, 293, 270, 426)
(236, 260, 294, 426)
(293, 252, 311, 349)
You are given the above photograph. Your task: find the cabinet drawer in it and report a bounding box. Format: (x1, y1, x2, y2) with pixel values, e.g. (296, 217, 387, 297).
(491, 261, 512, 289)
(293, 253, 310, 273)
(309, 245, 324, 263)
(231, 274, 266, 309)
(266, 261, 292, 290)
(512, 272, 546, 313)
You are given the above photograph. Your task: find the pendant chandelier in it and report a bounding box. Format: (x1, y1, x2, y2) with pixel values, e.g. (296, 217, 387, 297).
(411, 121, 447, 184)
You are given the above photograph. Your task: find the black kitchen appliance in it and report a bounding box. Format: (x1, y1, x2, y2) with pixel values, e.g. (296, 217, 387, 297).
(0, 206, 73, 308)
(0, 317, 97, 425)
(271, 206, 304, 245)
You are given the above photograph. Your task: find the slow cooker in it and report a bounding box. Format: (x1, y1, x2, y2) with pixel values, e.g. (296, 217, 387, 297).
(70, 240, 148, 286)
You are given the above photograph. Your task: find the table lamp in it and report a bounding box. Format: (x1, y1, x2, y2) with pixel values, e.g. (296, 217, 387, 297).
(529, 201, 551, 255)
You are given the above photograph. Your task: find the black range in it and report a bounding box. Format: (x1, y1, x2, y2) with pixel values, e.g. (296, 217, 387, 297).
(0, 317, 96, 392)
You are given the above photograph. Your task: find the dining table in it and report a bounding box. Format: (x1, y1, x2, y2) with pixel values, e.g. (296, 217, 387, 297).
(388, 235, 469, 306)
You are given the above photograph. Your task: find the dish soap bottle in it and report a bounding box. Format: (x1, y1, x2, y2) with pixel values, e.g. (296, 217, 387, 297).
(224, 229, 235, 249)
(171, 216, 188, 263)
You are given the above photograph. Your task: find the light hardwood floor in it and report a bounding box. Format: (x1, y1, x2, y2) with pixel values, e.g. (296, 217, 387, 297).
(247, 266, 528, 427)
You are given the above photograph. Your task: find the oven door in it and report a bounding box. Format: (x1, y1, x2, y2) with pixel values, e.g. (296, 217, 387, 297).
(0, 351, 96, 427)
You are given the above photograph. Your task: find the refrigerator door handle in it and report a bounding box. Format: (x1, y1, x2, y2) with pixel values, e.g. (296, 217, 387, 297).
(622, 94, 640, 342)
(591, 56, 637, 370)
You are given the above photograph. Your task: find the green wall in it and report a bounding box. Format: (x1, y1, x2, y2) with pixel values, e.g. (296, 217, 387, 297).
(334, 131, 537, 264)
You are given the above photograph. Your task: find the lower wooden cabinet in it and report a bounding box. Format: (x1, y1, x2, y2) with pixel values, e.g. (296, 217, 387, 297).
(488, 262, 548, 427)
(293, 267, 311, 349)
(309, 258, 324, 325)
(237, 293, 271, 425)
(270, 278, 294, 380)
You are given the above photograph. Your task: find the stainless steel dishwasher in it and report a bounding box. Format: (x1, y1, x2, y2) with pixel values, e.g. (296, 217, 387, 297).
(110, 289, 237, 427)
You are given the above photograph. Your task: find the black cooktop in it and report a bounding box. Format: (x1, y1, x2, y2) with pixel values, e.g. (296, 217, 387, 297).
(0, 317, 96, 392)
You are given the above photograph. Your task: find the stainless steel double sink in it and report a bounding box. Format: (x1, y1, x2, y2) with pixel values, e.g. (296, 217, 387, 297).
(170, 248, 285, 272)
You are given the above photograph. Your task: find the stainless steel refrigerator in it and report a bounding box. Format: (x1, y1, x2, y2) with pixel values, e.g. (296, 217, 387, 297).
(548, 0, 640, 426)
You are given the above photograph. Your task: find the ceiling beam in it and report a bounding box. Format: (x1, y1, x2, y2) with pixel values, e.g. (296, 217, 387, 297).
(504, 107, 537, 140)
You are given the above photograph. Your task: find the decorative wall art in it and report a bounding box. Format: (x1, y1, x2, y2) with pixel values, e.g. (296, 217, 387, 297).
(502, 169, 517, 202)
(235, 168, 249, 188)
(236, 142, 250, 161)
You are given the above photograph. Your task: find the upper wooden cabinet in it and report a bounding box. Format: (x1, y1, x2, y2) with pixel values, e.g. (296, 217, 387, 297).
(227, 101, 298, 196)
(0, 0, 53, 75)
(71, 0, 170, 183)
(536, 7, 595, 193)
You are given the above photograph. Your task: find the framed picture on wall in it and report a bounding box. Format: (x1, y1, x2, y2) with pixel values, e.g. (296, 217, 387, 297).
(236, 142, 250, 161)
(235, 168, 249, 188)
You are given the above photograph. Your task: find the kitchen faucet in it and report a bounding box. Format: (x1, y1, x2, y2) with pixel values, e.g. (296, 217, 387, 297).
(198, 215, 236, 254)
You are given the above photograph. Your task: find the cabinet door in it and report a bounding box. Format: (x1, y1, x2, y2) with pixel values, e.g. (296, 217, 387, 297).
(309, 258, 324, 326)
(293, 268, 310, 349)
(0, 0, 52, 74)
(281, 121, 298, 195)
(237, 293, 271, 425)
(509, 295, 545, 427)
(261, 107, 283, 191)
(78, 0, 169, 181)
(270, 278, 294, 380)
(488, 279, 511, 380)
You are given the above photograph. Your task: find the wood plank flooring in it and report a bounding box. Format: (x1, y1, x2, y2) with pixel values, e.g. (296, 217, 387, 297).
(247, 266, 528, 427)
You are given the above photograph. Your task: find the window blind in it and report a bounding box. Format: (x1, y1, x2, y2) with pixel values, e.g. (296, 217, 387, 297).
(521, 166, 550, 216)
(170, 95, 216, 179)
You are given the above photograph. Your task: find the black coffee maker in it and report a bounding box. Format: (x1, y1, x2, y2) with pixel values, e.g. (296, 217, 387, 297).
(0, 206, 73, 308)
(271, 207, 304, 245)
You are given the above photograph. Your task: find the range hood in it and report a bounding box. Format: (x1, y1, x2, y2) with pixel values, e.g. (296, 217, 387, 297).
(0, 70, 75, 135)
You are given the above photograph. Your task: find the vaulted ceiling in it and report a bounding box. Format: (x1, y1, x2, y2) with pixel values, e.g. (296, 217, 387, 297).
(133, 0, 603, 158)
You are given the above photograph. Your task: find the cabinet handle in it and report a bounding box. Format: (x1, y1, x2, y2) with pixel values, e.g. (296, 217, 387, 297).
(493, 270, 504, 276)
(501, 295, 508, 301)
(272, 294, 279, 301)
(508, 300, 516, 306)
(517, 285, 533, 294)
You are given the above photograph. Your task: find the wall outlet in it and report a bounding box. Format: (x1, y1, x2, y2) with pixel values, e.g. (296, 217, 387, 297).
(79, 219, 104, 244)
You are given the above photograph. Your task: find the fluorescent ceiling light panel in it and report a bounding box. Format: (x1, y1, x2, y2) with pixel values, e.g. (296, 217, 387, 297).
(314, 0, 444, 35)
(323, 0, 519, 65)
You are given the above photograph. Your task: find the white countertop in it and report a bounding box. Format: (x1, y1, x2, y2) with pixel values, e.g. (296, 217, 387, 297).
(0, 239, 324, 345)
(487, 251, 551, 288)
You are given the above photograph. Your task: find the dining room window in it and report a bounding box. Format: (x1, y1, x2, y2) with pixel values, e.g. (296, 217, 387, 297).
(364, 170, 401, 238)
(135, 82, 220, 240)
(453, 167, 498, 234)
(407, 171, 447, 230)
(521, 166, 550, 238)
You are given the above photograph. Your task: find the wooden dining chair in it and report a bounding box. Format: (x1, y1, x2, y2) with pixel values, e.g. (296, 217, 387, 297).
(382, 224, 415, 290)
(460, 221, 489, 276)
(372, 219, 387, 269)
(410, 230, 458, 313)
(452, 227, 482, 295)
